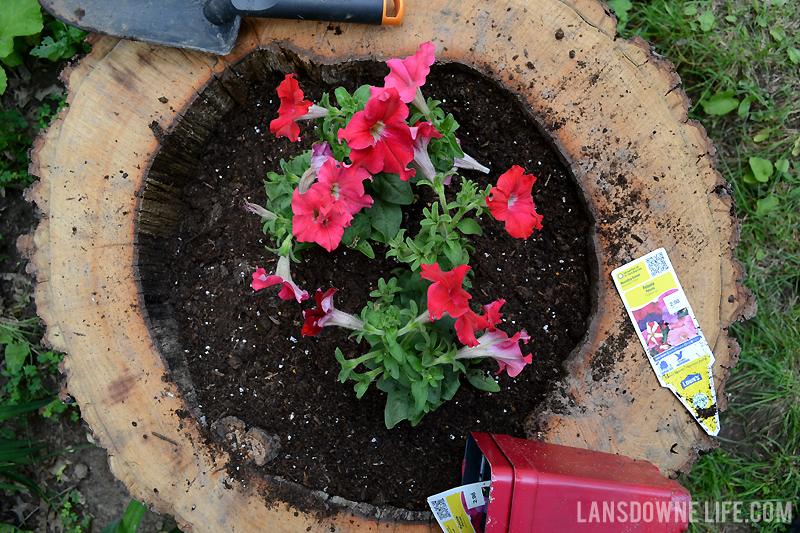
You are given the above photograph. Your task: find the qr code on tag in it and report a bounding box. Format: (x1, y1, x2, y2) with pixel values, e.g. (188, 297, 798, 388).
(429, 498, 453, 522)
(645, 251, 669, 276)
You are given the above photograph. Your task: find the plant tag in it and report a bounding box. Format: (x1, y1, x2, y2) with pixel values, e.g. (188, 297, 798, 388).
(427, 481, 490, 533)
(612, 248, 720, 436)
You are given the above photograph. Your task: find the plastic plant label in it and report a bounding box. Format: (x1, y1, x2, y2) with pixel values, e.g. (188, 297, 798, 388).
(427, 481, 490, 533)
(612, 248, 720, 436)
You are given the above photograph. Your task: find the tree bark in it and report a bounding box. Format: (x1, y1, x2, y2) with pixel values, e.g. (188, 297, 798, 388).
(21, 0, 754, 530)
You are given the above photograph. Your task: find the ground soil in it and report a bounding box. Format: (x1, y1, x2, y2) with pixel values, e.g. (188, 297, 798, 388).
(163, 63, 594, 511)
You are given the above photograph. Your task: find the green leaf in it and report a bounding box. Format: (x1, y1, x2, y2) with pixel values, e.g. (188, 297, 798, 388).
(371, 173, 414, 205)
(0, 397, 54, 422)
(698, 10, 714, 32)
(387, 341, 406, 364)
(741, 168, 758, 185)
(100, 520, 121, 533)
(368, 198, 403, 243)
(700, 90, 738, 116)
(737, 96, 755, 118)
(4, 341, 29, 375)
(769, 26, 786, 42)
(443, 240, 463, 268)
(683, 5, 698, 16)
(117, 499, 147, 533)
(755, 195, 780, 216)
(749, 157, 774, 183)
(0, 0, 44, 58)
(788, 48, 800, 65)
(608, 0, 632, 21)
(0, 66, 6, 95)
(411, 380, 428, 413)
(353, 239, 375, 259)
(775, 159, 790, 174)
(456, 218, 482, 235)
(0, 524, 34, 533)
(752, 129, 771, 143)
(384, 390, 412, 429)
(384, 355, 400, 378)
(466, 371, 501, 392)
(341, 212, 372, 247)
(755, 249, 767, 261)
(724, 15, 736, 23)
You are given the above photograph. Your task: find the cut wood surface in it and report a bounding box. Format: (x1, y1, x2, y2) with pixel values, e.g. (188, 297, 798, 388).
(22, 0, 754, 530)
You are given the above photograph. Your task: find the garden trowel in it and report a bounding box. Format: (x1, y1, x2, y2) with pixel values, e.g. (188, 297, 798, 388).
(39, 0, 404, 56)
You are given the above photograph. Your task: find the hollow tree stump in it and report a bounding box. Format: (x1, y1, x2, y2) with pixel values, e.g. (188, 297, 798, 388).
(21, 0, 755, 530)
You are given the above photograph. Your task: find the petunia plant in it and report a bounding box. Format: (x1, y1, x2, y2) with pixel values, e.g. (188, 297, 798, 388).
(248, 43, 545, 428)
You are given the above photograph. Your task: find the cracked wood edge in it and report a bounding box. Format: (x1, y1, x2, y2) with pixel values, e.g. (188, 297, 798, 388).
(22, 0, 753, 530)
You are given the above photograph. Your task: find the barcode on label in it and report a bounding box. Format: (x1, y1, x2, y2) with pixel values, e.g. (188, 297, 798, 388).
(429, 498, 453, 521)
(645, 251, 669, 276)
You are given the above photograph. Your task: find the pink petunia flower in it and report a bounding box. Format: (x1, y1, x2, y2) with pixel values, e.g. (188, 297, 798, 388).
(450, 138, 490, 176)
(371, 42, 436, 114)
(666, 315, 697, 346)
(455, 328, 532, 377)
(244, 201, 277, 221)
(409, 121, 442, 182)
(420, 263, 472, 320)
(313, 157, 373, 215)
(298, 142, 334, 193)
(269, 74, 328, 142)
(338, 88, 416, 181)
(251, 256, 309, 302)
(302, 288, 365, 336)
(291, 186, 352, 252)
(485, 165, 544, 239)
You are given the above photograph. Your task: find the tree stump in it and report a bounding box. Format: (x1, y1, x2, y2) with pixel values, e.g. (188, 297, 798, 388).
(21, 0, 754, 530)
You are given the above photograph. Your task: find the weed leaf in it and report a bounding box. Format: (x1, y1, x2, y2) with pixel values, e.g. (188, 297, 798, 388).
(769, 27, 786, 42)
(698, 11, 715, 32)
(701, 90, 739, 116)
(755, 195, 780, 215)
(749, 157, 774, 182)
(0, 0, 44, 58)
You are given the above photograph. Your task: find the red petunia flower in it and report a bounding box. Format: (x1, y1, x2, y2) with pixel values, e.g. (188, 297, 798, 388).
(269, 74, 312, 142)
(454, 309, 490, 348)
(251, 256, 309, 303)
(338, 88, 416, 181)
(291, 186, 352, 252)
(269, 74, 328, 142)
(486, 165, 544, 239)
(313, 157, 373, 216)
(302, 288, 365, 336)
(420, 263, 472, 320)
(482, 299, 506, 329)
(454, 298, 506, 347)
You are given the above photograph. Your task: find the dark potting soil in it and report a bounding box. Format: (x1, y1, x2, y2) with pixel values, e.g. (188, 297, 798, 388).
(164, 63, 593, 511)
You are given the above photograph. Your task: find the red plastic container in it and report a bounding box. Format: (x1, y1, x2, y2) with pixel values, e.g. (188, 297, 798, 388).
(462, 433, 690, 532)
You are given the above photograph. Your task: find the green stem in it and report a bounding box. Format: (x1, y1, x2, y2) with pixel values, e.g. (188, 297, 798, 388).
(346, 350, 383, 368)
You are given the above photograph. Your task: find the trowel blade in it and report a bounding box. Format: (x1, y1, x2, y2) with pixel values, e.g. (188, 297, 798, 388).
(39, 0, 240, 55)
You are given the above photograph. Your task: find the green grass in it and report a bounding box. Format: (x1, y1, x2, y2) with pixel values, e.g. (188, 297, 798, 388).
(614, 0, 800, 531)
